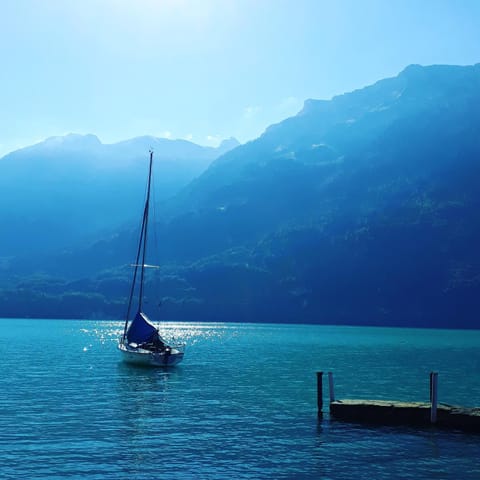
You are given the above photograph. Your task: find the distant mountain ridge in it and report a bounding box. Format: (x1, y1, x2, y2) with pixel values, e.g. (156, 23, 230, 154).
(0, 134, 240, 256)
(2, 64, 480, 328)
(182, 63, 480, 202)
(3, 133, 240, 165)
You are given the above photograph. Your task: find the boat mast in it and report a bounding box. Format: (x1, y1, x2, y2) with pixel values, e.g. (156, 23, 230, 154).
(122, 150, 154, 340)
(138, 150, 153, 310)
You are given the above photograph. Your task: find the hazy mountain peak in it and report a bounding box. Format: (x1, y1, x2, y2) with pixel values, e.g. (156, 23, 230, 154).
(399, 62, 480, 77)
(43, 133, 101, 149)
(217, 137, 240, 154)
(299, 99, 330, 116)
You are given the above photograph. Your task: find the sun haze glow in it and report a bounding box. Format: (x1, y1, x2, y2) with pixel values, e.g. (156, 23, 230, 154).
(0, 0, 479, 155)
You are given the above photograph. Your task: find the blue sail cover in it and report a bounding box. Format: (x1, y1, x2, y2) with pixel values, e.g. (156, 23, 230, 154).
(126, 311, 158, 344)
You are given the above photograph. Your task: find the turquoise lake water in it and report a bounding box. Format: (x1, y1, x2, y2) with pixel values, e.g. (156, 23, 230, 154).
(1, 319, 479, 479)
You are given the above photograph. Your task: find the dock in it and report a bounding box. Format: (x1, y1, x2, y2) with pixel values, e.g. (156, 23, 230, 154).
(317, 372, 480, 433)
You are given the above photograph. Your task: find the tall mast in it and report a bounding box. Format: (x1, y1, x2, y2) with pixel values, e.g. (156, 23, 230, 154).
(138, 150, 154, 310)
(122, 150, 154, 340)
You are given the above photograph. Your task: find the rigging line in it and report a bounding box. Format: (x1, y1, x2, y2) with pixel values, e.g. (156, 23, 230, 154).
(123, 151, 153, 339)
(151, 159, 160, 268)
(138, 150, 154, 311)
(150, 154, 162, 313)
(123, 210, 147, 338)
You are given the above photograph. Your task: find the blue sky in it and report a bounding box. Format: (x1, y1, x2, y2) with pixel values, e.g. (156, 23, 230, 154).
(0, 0, 479, 156)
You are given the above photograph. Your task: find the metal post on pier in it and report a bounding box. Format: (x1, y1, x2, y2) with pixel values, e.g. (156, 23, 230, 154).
(316, 372, 323, 417)
(430, 372, 439, 424)
(328, 372, 335, 404)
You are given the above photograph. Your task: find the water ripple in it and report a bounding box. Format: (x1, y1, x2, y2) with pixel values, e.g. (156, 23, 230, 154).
(0, 319, 479, 479)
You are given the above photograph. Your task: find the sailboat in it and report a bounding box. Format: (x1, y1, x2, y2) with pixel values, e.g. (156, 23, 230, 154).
(118, 151, 185, 367)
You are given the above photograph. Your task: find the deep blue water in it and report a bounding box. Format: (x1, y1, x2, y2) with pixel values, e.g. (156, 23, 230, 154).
(1, 319, 479, 479)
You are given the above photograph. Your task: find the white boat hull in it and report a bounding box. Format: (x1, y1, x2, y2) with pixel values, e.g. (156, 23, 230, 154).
(118, 343, 184, 367)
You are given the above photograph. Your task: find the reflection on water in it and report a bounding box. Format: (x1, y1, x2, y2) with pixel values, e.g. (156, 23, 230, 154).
(116, 363, 177, 472)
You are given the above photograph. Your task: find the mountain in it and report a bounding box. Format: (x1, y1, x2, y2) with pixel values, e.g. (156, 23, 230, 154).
(2, 64, 480, 328)
(0, 134, 240, 256)
(216, 137, 241, 155)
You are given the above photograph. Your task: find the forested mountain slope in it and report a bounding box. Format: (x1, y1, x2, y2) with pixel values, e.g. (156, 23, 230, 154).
(2, 64, 479, 328)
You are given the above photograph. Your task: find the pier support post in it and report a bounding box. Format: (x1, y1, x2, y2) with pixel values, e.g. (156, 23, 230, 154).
(328, 372, 335, 404)
(430, 372, 439, 424)
(316, 372, 323, 417)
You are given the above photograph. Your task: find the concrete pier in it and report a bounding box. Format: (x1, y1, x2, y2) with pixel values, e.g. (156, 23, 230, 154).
(317, 372, 480, 433)
(330, 399, 480, 432)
